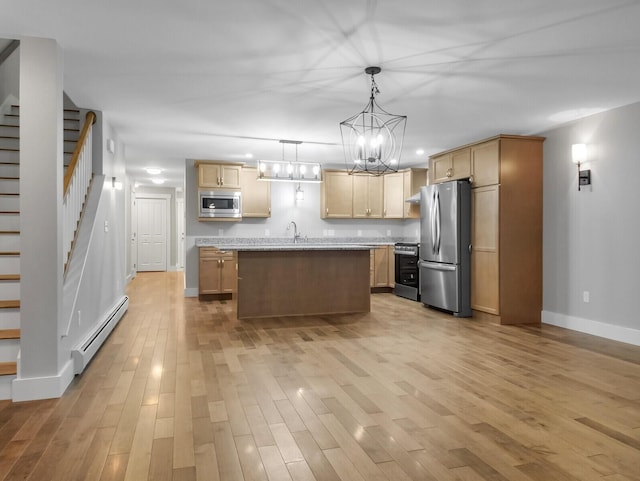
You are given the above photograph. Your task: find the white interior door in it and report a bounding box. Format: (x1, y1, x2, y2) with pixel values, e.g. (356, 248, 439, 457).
(176, 198, 185, 270)
(130, 188, 138, 275)
(137, 197, 168, 271)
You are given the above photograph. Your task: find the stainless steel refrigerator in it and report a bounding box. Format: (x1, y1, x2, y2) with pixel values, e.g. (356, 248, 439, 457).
(419, 180, 472, 317)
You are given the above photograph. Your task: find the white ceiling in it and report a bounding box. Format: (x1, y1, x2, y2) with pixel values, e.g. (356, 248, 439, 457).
(2, 0, 640, 188)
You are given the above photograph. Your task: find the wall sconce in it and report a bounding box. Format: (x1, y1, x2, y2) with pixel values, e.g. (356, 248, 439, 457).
(295, 183, 304, 201)
(571, 143, 590, 191)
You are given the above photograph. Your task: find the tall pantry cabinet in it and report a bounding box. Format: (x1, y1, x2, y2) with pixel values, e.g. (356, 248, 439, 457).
(430, 135, 544, 325)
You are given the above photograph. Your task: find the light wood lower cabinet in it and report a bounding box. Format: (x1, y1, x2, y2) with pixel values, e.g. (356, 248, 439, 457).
(199, 248, 237, 295)
(370, 246, 394, 289)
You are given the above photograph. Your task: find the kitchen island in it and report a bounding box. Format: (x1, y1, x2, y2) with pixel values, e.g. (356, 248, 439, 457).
(215, 244, 373, 319)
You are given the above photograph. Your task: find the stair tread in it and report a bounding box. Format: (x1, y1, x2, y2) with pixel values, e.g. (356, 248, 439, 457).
(0, 329, 19, 339)
(0, 300, 19, 309)
(0, 274, 19, 281)
(0, 362, 17, 376)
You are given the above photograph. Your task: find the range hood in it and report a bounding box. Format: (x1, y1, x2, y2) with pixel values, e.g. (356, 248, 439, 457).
(405, 193, 421, 204)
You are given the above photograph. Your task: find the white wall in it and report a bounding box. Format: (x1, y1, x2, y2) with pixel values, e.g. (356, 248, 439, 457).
(184, 158, 420, 294)
(0, 42, 19, 106)
(541, 101, 640, 345)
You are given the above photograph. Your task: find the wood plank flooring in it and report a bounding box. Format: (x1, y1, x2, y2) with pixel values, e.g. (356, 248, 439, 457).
(0, 271, 639, 480)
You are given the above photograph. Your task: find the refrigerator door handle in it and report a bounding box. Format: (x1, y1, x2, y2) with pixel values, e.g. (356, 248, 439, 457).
(435, 191, 441, 254)
(420, 260, 456, 272)
(431, 190, 437, 254)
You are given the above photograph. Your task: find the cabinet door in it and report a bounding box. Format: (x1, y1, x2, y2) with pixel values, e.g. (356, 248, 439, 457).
(430, 154, 451, 184)
(450, 148, 471, 180)
(240, 167, 271, 217)
(471, 185, 500, 314)
(383, 172, 404, 218)
(352, 175, 370, 218)
(199, 252, 222, 294)
(367, 176, 384, 218)
(322, 171, 353, 218)
(373, 246, 389, 287)
(220, 253, 237, 293)
(198, 164, 221, 188)
(403, 169, 427, 218)
(387, 246, 395, 287)
(471, 140, 500, 187)
(219, 165, 242, 188)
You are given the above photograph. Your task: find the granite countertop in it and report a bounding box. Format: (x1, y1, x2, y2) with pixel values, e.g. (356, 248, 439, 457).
(201, 243, 376, 251)
(195, 236, 412, 249)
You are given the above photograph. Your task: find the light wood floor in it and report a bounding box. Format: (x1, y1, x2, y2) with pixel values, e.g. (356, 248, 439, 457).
(0, 272, 639, 481)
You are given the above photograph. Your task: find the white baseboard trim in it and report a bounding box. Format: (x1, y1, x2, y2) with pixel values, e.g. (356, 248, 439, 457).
(12, 359, 75, 402)
(184, 287, 198, 297)
(542, 311, 640, 346)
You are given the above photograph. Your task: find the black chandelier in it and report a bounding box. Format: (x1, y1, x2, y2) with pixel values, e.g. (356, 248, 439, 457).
(340, 66, 407, 175)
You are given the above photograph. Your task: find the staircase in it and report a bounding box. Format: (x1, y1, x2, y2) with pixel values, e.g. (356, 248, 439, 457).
(0, 104, 81, 399)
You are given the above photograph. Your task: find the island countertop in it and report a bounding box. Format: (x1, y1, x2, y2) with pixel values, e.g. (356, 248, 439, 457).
(199, 243, 376, 251)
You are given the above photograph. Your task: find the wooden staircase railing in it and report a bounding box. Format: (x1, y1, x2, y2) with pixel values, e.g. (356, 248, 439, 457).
(63, 111, 96, 268)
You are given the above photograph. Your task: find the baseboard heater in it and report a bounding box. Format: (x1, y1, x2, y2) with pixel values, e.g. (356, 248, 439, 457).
(71, 296, 129, 374)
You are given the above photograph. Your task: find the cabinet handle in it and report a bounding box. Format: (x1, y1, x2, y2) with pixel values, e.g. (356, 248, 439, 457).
(384, 209, 386, 216)
(221, 259, 225, 265)
(268, 207, 271, 215)
(326, 207, 329, 215)
(220, 177, 224, 185)
(217, 176, 221, 185)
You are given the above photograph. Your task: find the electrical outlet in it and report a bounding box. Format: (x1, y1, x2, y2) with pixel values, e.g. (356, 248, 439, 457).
(357, 230, 362, 236)
(104, 220, 109, 233)
(265, 229, 270, 236)
(386, 229, 391, 236)
(77, 310, 82, 326)
(583, 291, 590, 303)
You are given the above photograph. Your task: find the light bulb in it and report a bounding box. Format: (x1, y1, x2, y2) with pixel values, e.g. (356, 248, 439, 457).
(259, 162, 266, 173)
(273, 163, 280, 174)
(313, 165, 320, 175)
(299, 165, 307, 175)
(287, 163, 294, 174)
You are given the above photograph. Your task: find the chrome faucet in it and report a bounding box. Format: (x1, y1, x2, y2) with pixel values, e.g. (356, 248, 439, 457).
(287, 221, 301, 243)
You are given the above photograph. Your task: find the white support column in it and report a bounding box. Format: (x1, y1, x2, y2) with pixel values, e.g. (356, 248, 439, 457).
(14, 37, 68, 401)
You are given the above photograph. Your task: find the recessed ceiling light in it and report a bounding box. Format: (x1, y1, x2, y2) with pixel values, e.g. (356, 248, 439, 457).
(151, 178, 165, 185)
(146, 167, 163, 175)
(416, 149, 425, 155)
(245, 153, 253, 159)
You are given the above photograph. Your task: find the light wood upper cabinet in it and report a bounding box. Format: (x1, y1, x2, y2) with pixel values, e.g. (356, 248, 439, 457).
(403, 168, 427, 218)
(383, 172, 405, 219)
(199, 248, 236, 295)
(471, 139, 500, 187)
(321, 170, 353, 218)
(240, 167, 271, 217)
(353, 175, 383, 218)
(196, 161, 242, 189)
(430, 148, 470, 184)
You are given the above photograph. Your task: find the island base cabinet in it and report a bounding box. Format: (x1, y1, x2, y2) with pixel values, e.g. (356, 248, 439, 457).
(237, 250, 370, 319)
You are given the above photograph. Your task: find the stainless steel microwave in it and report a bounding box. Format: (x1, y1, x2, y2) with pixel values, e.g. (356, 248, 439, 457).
(199, 190, 242, 218)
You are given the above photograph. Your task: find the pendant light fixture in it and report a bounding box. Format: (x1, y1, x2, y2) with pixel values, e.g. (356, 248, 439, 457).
(257, 140, 322, 183)
(340, 66, 407, 175)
